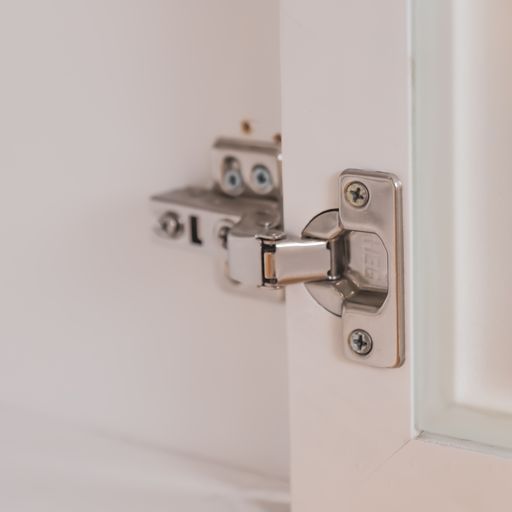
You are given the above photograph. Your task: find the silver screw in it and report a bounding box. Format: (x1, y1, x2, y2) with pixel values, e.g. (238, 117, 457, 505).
(158, 211, 183, 238)
(250, 165, 273, 194)
(221, 157, 244, 196)
(349, 329, 373, 355)
(345, 181, 369, 208)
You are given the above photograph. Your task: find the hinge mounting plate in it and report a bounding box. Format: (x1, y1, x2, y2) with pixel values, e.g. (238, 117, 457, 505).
(302, 170, 404, 368)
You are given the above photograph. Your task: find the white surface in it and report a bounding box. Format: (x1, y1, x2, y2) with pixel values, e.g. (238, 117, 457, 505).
(0, 405, 289, 512)
(281, 1, 412, 510)
(0, 0, 288, 478)
(415, 0, 512, 448)
(282, 0, 512, 510)
(333, 435, 512, 512)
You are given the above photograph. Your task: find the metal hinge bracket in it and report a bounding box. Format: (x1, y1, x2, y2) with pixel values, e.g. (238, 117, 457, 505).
(151, 138, 404, 368)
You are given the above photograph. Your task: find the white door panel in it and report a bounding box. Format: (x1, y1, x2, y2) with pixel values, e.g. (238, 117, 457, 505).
(281, 0, 411, 506)
(282, 0, 512, 510)
(415, 0, 512, 450)
(341, 440, 512, 512)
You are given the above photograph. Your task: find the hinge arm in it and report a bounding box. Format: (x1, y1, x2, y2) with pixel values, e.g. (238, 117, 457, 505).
(261, 238, 332, 288)
(227, 228, 332, 289)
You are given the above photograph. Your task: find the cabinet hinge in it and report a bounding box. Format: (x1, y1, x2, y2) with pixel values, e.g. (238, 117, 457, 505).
(151, 137, 404, 368)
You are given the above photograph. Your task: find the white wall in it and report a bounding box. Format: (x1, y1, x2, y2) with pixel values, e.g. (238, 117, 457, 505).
(0, 0, 288, 478)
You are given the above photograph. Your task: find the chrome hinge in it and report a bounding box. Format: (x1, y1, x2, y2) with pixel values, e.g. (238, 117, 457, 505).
(227, 228, 333, 288)
(151, 138, 404, 368)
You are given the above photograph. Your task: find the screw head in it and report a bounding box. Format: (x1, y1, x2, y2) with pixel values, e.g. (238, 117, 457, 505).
(250, 164, 273, 194)
(349, 329, 373, 356)
(221, 157, 244, 196)
(345, 181, 369, 208)
(158, 211, 183, 238)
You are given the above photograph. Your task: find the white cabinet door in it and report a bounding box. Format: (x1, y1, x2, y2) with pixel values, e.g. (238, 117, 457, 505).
(281, 1, 512, 510)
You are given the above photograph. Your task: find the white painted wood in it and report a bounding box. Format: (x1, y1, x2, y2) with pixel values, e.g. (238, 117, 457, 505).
(0, 405, 289, 511)
(281, 0, 512, 510)
(281, 1, 412, 509)
(338, 437, 512, 512)
(415, 0, 512, 449)
(0, 0, 288, 478)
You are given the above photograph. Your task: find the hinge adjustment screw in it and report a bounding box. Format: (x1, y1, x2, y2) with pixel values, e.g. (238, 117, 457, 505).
(159, 211, 183, 238)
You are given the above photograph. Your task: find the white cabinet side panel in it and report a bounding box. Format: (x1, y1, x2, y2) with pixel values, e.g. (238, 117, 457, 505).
(0, 0, 287, 478)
